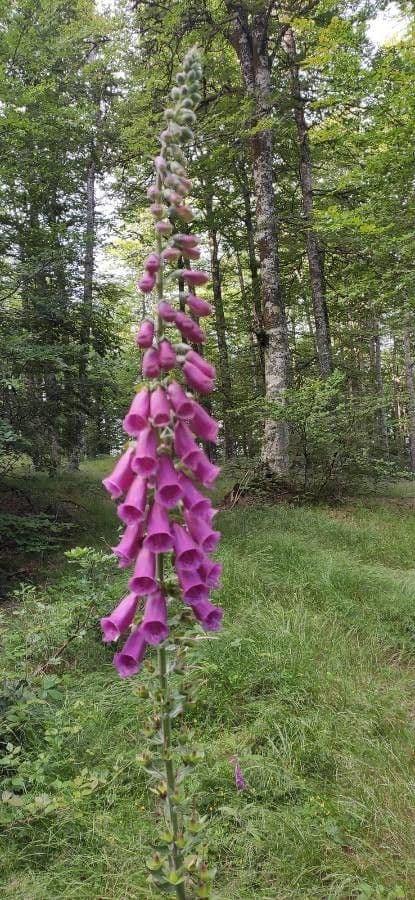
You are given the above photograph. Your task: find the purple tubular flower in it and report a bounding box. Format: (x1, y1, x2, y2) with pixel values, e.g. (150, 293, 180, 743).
(198, 557, 222, 590)
(156, 454, 183, 508)
(178, 567, 209, 603)
(178, 472, 212, 518)
(183, 247, 200, 260)
(112, 521, 143, 568)
(158, 339, 176, 372)
(183, 361, 214, 395)
(186, 349, 216, 380)
(182, 269, 209, 286)
(156, 220, 173, 235)
(141, 589, 169, 644)
(155, 155, 167, 172)
(145, 252, 161, 274)
(132, 426, 157, 476)
(123, 388, 150, 437)
(233, 760, 246, 791)
(173, 233, 199, 250)
(162, 246, 181, 263)
(114, 626, 147, 678)
(147, 184, 160, 201)
(135, 319, 154, 349)
(144, 501, 174, 553)
(174, 311, 206, 344)
(186, 294, 212, 317)
(142, 348, 161, 379)
(118, 476, 147, 526)
(158, 300, 177, 322)
(149, 203, 165, 219)
(175, 205, 194, 223)
(190, 401, 219, 443)
(101, 592, 138, 643)
(185, 510, 220, 553)
(190, 598, 223, 632)
(174, 421, 201, 469)
(128, 546, 157, 595)
(150, 386, 171, 427)
(138, 272, 156, 293)
(102, 447, 135, 499)
(172, 522, 203, 569)
(167, 382, 194, 419)
(194, 454, 220, 486)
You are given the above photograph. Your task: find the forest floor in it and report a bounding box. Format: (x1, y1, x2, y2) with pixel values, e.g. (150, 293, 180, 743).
(1, 460, 415, 899)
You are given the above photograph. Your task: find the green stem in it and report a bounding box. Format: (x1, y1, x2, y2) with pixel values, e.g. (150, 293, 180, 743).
(156, 557, 186, 900)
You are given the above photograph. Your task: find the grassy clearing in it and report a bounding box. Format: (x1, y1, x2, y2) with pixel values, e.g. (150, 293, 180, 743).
(1, 463, 415, 898)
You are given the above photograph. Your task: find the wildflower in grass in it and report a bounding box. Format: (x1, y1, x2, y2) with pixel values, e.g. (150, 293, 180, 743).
(101, 47, 220, 899)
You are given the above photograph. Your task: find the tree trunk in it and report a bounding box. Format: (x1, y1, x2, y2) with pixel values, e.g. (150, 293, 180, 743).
(67, 154, 95, 470)
(206, 195, 234, 458)
(283, 26, 332, 379)
(371, 318, 389, 454)
(236, 158, 265, 387)
(227, 6, 290, 476)
(403, 314, 415, 473)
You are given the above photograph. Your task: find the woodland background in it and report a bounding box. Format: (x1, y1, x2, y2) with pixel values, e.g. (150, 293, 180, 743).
(2, 3, 415, 898)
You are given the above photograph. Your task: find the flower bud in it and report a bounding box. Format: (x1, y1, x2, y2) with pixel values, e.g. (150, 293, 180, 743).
(138, 272, 156, 294)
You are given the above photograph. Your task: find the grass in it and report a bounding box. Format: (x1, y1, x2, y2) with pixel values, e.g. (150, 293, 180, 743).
(1, 461, 415, 898)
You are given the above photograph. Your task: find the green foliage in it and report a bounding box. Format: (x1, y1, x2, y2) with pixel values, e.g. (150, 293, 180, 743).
(2, 462, 415, 896)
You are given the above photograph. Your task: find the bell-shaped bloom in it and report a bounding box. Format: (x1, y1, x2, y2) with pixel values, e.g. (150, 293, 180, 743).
(149, 203, 165, 219)
(158, 300, 176, 322)
(118, 476, 147, 526)
(138, 272, 156, 293)
(150, 387, 171, 427)
(135, 319, 154, 348)
(183, 246, 200, 260)
(142, 348, 161, 379)
(182, 269, 209, 286)
(162, 246, 181, 263)
(156, 455, 183, 508)
(158, 339, 176, 372)
(112, 521, 143, 568)
(156, 220, 173, 235)
(190, 598, 223, 632)
(147, 184, 161, 201)
(141, 590, 169, 645)
(205, 560, 223, 590)
(175, 205, 194, 223)
(155, 155, 167, 172)
(194, 454, 220, 486)
(177, 566, 209, 603)
(186, 294, 212, 317)
(183, 361, 214, 395)
(190, 401, 219, 443)
(101, 593, 138, 643)
(178, 472, 212, 518)
(102, 447, 135, 499)
(177, 176, 192, 194)
(128, 546, 157, 595)
(186, 349, 216, 380)
(174, 312, 205, 344)
(167, 382, 194, 419)
(185, 510, 220, 553)
(114, 626, 147, 678)
(172, 522, 203, 569)
(145, 252, 160, 273)
(174, 421, 201, 469)
(174, 233, 199, 250)
(123, 388, 150, 437)
(132, 426, 157, 477)
(144, 501, 174, 553)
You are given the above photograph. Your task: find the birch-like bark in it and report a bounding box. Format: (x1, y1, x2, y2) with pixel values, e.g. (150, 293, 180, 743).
(206, 194, 234, 457)
(283, 26, 332, 379)
(67, 155, 95, 470)
(371, 318, 389, 454)
(227, 5, 290, 476)
(403, 314, 415, 473)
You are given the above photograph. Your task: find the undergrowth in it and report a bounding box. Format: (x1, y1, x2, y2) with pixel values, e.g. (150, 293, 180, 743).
(1, 461, 415, 898)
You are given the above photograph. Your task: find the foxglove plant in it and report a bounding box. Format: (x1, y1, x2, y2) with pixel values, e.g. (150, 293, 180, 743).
(101, 48, 221, 899)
